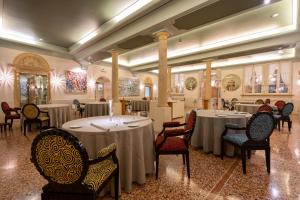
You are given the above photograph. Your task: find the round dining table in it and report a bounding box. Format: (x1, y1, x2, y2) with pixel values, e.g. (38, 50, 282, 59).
(191, 109, 252, 156)
(84, 102, 109, 117)
(234, 103, 261, 114)
(62, 115, 154, 193)
(37, 104, 71, 128)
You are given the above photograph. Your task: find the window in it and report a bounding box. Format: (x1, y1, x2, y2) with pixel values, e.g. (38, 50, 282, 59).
(243, 61, 292, 95)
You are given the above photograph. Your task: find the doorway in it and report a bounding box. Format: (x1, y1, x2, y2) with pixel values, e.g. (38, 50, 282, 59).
(95, 76, 111, 100)
(144, 85, 152, 98)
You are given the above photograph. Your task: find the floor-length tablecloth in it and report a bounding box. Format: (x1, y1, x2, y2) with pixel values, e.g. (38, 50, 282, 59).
(131, 100, 150, 111)
(234, 104, 261, 114)
(37, 104, 71, 128)
(84, 102, 109, 117)
(191, 110, 252, 156)
(62, 115, 154, 193)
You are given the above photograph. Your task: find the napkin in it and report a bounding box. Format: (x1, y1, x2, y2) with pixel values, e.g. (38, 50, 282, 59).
(90, 123, 110, 132)
(123, 118, 150, 124)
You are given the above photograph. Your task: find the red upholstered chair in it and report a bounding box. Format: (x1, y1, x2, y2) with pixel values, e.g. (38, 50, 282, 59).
(275, 100, 285, 111)
(1, 102, 21, 129)
(155, 110, 197, 179)
(258, 104, 273, 113)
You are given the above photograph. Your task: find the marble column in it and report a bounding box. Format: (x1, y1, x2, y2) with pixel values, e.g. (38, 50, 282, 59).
(111, 50, 119, 103)
(203, 60, 212, 109)
(156, 31, 169, 107)
(167, 66, 172, 96)
(111, 50, 122, 114)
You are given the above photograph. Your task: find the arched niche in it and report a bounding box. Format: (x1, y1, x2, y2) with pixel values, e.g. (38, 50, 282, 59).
(12, 53, 51, 106)
(95, 76, 111, 100)
(144, 76, 153, 99)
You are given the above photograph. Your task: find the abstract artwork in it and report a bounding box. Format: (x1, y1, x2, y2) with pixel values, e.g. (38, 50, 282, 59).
(119, 77, 140, 96)
(65, 70, 87, 94)
(222, 74, 241, 91)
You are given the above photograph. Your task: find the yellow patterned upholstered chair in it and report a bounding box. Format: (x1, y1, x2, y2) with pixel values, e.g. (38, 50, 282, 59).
(21, 103, 50, 136)
(31, 128, 119, 200)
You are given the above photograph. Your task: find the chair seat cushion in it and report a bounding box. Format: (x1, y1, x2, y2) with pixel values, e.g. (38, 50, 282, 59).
(223, 133, 249, 146)
(84, 160, 117, 191)
(38, 116, 49, 121)
(164, 128, 185, 136)
(156, 135, 187, 152)
(7, 114, 20, 119)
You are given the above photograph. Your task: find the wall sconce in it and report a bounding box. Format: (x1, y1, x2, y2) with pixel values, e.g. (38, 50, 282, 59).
(139, 84, 144, 90)
(297, 79, 300, 86)
(0, 65, 14, 86)
(51, 73, 65, 89)
(153, 84, 157, 91)
(88, 79, 96, 89)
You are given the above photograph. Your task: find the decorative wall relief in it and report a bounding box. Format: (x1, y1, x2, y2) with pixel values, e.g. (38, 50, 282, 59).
(222, 74, 241, 91)
(65, 70, 87, 94)
(185, 77, 197, 91)
(119, 77, 140, 96)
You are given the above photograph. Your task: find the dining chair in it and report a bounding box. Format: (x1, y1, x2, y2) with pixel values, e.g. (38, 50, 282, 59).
(257, 104, 273, 113)
(73, 99, 85, 118)
(155, 110, 197, 179)
(265, 98, 271, 104)
(255, 99, 264, 104)
(221, 98, 230, 110)
(31, 128, 119, 200)
(21, 103, 50, 136)
(1, 101, 21, 129)
(274, 100, 285, 112)
(221, 112, 275, 174)
(273, 102, 294, 131)
(99, 98, 106, 102)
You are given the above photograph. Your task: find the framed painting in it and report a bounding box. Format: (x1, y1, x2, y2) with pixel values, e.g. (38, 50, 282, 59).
(222, 74, 241, 91)
(65, 70, 87, 94)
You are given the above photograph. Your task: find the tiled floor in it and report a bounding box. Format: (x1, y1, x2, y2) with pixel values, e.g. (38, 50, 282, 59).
(0, 114, 300, 200)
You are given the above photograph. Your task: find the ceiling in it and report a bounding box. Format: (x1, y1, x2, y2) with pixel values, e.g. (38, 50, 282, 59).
(0, 0, 299, 73)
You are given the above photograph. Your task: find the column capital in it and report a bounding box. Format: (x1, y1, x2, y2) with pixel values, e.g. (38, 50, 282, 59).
(155, 31, 170, 40)
(110, 50, 119, 56)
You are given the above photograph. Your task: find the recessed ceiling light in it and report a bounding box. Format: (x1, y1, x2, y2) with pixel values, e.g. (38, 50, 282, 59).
(271, 13, 279, 18)
(39, 38, 43, 41)
(264, 0, 271, 5)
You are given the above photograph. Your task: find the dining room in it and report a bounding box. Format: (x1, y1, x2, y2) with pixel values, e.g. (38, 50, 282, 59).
(0, 0, 300, 199)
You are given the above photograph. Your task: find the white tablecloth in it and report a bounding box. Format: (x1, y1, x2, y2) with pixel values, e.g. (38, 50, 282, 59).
(37, 104, 71, 128)
(84, 102, 109, 117)
(62, 115, 154, 192)
(234, 104, 261, 114)
(191, 110, 252, 156)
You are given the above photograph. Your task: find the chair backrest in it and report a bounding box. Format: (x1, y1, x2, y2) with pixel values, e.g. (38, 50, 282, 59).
(142, 97, 147, 100)
(265, 98, 271, 104)
(275, 100, 285, 111)
(1, 102, 10, 114)
(258, 104, 273, 113)
(73, 99, 80, 109)
(31, 128, 89, 185)
(231, 98, 238, 102)
(100, 98, 106, 102)
(22, 104, 40, 120)
(184, 110, 197, 142)
(255, 99, 264, 104)
(281, 103, 294, 117)
(246, 112, 274, 141)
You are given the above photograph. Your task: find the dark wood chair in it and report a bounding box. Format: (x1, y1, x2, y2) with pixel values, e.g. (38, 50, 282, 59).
(1, 101, 21, 129)
(273, 102, 293, 131)
(265, 98, 271, 104)
(73, 99, 85, 118)
(21, 103, 50, 136)
(221, 98, 230, 110)
(0, 122, 9, 132)
(221, 112, 275, 174)
(31, 128, 119, 200)
(258, 104, 273, 113)
(99, 98, 106, 102)
(155, 110, 197, 179)
(255, 99, 264, 104)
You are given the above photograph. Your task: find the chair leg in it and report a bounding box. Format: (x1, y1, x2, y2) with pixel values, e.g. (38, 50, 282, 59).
(220, 139, 224, 160)
(186, 152, 190, 179)
(288, 120, 292, 132)
(10, 119, 13, 130)
(247, 150, 251, 159)
(114, 169, 119, 200)
(23, 123, 27, 136)
(265, 147, 271, 173)
(241, 148, 246, 174)
(182, 154, 185, 165)
(156, 153, 159, 179)
(277, 120, 281, 131)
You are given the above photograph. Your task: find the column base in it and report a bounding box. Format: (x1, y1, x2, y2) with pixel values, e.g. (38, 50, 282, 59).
(150, 102, 171, 132)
